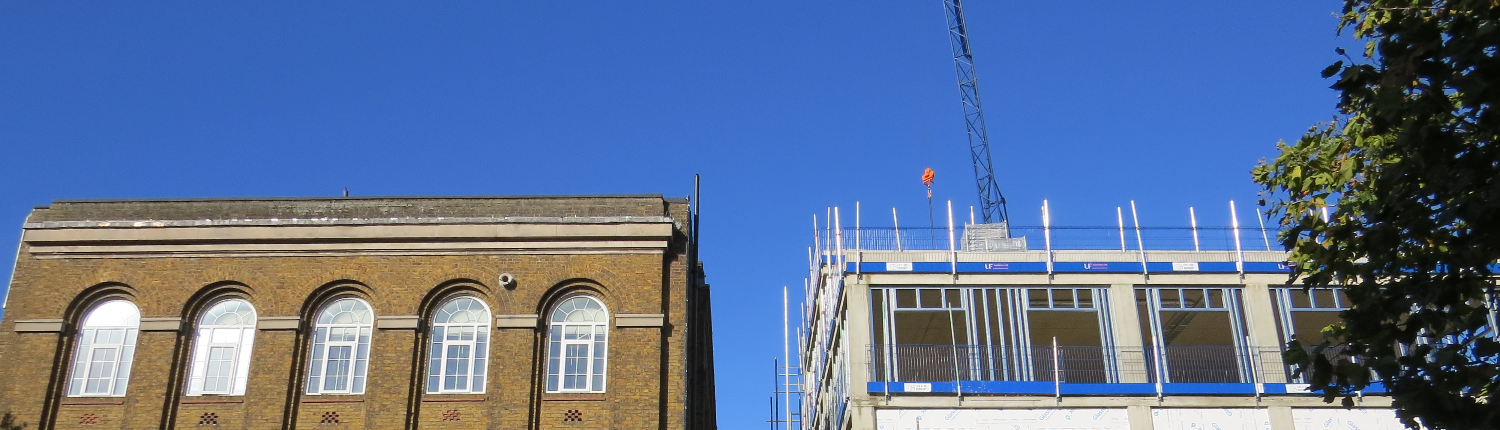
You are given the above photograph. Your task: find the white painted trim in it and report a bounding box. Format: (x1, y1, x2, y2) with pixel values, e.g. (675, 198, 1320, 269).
(615, 314, 665, 327)
(138, 317, 182, 332)
(14, 319, 64, 332)
(375, 316, 420, 330)
(257, 316, 300, 330)
(494, 314, 538, 329)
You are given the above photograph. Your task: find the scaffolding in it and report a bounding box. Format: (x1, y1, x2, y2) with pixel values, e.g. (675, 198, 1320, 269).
(798, 200, 1292, 430)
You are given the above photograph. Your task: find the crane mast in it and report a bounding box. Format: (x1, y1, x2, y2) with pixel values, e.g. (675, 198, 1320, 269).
(942, 0, 1009, 224)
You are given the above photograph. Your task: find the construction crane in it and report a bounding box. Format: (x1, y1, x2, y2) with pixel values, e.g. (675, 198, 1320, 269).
(942, 0, 1009, 224)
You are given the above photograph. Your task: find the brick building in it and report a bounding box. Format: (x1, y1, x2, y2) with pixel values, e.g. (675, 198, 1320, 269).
(0, 194, 716, 430)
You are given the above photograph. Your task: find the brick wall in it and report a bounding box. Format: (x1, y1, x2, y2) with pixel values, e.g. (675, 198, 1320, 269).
(0, 196, 714, 430)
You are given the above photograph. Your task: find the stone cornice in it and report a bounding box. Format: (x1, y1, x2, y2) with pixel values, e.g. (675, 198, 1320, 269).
(23, 217, 675, 258)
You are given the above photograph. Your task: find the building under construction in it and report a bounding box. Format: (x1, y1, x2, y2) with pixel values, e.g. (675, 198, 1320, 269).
(789, 201, 1410, 430)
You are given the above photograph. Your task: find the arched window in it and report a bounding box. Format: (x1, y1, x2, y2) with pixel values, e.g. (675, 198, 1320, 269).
(67, 300, 141, 397)
(545, 295, 608, 393)
(306, 297, 373, 395)
(186, 298, 257, 396)
(426, 296, 491, 394)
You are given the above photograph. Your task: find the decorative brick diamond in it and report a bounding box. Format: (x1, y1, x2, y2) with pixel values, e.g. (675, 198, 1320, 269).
(563, 409, 583, 422)
(79, 414, 99, 425)
(319, 411, 340, 424)
(441, 410, 461, 422)
(199, 412, 219, 426)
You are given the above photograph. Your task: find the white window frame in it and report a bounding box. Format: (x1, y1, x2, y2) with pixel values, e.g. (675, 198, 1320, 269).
(426, 296, 491, 394)
(305, 297, 373, 395)
(67, 300, 140, 397)
(545, 295, 609, 393)
(186, 298, 257, 396)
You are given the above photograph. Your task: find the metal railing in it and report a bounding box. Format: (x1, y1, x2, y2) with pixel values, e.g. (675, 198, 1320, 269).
(1146, 345, 1248, 383)
(870, 344, 1290, 384)
(846, 226, 1284, 252)
(869, 344, 1145, 383)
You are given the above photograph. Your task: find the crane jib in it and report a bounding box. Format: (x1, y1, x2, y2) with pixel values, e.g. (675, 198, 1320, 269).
(942, 0, 1010, 226)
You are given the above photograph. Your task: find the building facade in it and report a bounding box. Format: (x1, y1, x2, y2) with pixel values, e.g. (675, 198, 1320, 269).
(0, 195, 715, 430)
(799, 204, 1412, 430)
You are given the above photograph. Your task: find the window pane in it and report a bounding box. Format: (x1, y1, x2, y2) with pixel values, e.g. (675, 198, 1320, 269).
(564, 344, 588, 390)
(920, 289, 944, 308)
(1053, 289, 1074, 308)
(895, 289, 917, 308)
(211, 328, 239, 344)
(324, 346, 352, 391)
(1160, 289, 1181, 308)
(206, 346, 235, 392)
(446, 344, 471, 390)
(1077, 289, 1094, 308)
(1183, 289, 1207, 308)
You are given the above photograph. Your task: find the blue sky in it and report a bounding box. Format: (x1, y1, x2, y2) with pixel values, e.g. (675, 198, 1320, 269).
(1, 1, 1345, 427)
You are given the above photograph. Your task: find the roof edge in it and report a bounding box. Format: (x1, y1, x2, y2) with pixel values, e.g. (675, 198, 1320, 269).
(48, 193, 670, 204)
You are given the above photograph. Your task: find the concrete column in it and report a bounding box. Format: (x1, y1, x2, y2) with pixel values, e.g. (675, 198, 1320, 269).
(844, 280, 872, 390)
(1240, 283, 1288, 383)
(1107, 284, 1149, 383)
(1267, 405, 1295, 430)
(1126, 405, 1154, 430)
(843, 279, 878, 430)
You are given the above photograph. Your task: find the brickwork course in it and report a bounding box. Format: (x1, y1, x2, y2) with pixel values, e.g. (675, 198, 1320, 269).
(0, 194, 717, 430)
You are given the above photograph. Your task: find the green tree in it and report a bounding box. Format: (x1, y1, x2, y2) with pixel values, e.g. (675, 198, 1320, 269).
(1252, 1, 1500, 428)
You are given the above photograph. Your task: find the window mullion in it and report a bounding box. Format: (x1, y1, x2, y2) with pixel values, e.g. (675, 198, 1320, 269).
(436, 329, 450, 393)
(461, 335, 477, 393)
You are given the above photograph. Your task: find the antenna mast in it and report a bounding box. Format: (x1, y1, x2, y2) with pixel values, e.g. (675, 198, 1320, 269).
(943, 0, 1009, 224)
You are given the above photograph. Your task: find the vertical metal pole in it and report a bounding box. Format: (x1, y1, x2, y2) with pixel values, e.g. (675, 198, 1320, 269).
(1147, 289, 1167, 393)
(962, 288, 978, 378)
(1018, 289, 1034, 378)
(945, 290, 963, 398)
(1043, 201, 1053, 275)
(892, 208, 902, 251)
(1130, 201, 1147, 276)
(1247, 334, 1263, 400)
(826, 207, 833, 264)
(1117, 207, 1126, 251)
(886, 289, 899, 383)
(771, 360, 778, 430)
(783, 286, 790, 430)
(947, 200, 957, 276)
(856, 202, 863, 276)
(812, 215, 820, 273)
(881, 290, 891, 395)
(1189, 207, 1200, 252)
(1005, 290, 1019, 380)
(970, 206, 976, 225)
(1255, 208, 1272, 251)
(980, 288, 994, 380)
(835, 207, 844, 279)
(1228, 289, 1253, 382)
(1231, 201, 1245, 279)
(1053, 336, 1061, 402)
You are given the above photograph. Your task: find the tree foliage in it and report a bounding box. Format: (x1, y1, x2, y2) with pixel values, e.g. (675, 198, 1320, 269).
(1253, 0, 1500, 428)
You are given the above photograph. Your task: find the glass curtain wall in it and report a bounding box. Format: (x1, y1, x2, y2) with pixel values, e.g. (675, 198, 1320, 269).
(1270, 287, 1350, 383)
(870, 286, 1115, 383)
(1136, 286, 1252, 383)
